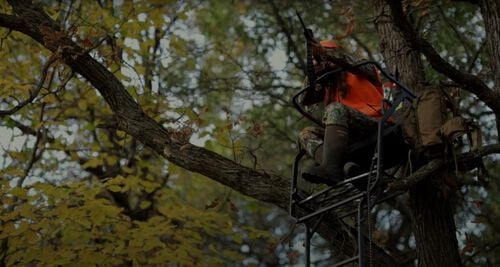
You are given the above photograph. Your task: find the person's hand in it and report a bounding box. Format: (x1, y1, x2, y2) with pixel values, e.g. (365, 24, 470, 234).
(311, 39, 327, 59)
(325, 61, 337, 69)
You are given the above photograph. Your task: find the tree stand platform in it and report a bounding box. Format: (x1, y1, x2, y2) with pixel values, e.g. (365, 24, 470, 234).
(289, 61, 416, 266)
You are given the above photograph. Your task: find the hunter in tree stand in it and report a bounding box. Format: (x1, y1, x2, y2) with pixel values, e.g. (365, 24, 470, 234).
(299, 39, 386, 185)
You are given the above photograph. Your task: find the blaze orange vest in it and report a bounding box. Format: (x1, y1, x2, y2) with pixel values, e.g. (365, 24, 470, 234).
(325, 71, 384, 119)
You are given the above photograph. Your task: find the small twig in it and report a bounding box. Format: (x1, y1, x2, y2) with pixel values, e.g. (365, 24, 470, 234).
(351, 34, 375, 60)
(437, 5, 472, 59)
(463, 240, 500, 265)
(266, 0, 305, 70)
(2, 118, 55, 143)
(17, 103, 47, 187)
(52, 69, 74, 95)
(248, 147, 259, 170)
(0, 56, 58, 117)
(467, 40, 486, 73)
(61, 0, 75, 27)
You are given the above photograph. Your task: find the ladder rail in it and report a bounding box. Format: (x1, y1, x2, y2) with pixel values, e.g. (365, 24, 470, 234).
(297, 192, 365, 223)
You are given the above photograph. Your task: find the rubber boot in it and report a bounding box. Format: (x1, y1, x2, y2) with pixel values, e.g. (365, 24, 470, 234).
(302, 124, 348, 185)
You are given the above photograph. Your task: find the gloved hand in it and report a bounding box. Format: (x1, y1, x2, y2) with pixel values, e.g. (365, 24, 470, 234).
(311, 39, 327, 60)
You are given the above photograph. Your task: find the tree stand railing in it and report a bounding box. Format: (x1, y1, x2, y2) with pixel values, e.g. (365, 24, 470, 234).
(289, 61, 416, 266)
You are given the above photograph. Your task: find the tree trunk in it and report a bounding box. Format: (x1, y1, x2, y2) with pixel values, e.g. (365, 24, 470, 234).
(372, 0, 462, 266)
(479, 0, 500, 139)
(409, 178, 462, 266)
(480, 0, 500, 90)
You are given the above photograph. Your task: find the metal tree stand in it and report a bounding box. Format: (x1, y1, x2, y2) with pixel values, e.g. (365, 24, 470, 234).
(289, 61, 416, 266)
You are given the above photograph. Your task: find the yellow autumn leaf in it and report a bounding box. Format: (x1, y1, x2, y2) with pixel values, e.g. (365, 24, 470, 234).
(81, 158, 103, 169)
(149, 0, 172, 4)
(19, 204, 35, 218)
(43, 94, 58, 104)
(9, 151, 27, 161)
(77, 99, 88, 110)
(107, 185, 122, 192)
(62, 91, 74, 101)
(4, 168, 25, 177)
(10, 186, 27, 198)
(105, 155, 119, 166)
(139, 200, 151, 209)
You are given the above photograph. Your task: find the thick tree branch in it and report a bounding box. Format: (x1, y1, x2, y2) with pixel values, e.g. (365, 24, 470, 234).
(2, 0, 287, 205)
(389, 144, 500, 191)
(385, 0, 500, 113)
(388, 159, 444, 191)
(1, 0, 290, 208)
(0, 13, 24, 30)
(451, 0, 479, 4)
(458, 144, 500, 162)
(0, 2, 397, 265)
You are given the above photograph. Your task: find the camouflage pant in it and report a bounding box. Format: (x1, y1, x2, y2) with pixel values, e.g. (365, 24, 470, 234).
(298, 102, 378, 159)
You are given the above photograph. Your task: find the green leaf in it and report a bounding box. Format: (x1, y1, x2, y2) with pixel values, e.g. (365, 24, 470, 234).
(10, 186, 27, 198)
(107, 185, 122, 192)
(82, 158, 104, 169)
(139, 200, 151, 209)
(3, 117, 16, 128)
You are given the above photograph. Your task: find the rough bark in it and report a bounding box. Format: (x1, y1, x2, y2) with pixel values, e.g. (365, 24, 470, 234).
(384, 1, 500, 115)
(373, 0, 463, 266)
(0, 1, 398, 265)
(408, 177, 463, 266)
(480, 0, 500, 89)
(373, 1, 425, 87)
(479, 0, 500, 139)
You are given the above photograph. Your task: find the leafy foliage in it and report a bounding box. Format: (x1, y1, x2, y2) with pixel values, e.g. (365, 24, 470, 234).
(1, 0, 500, 265)
(0, 177, 272, 266)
